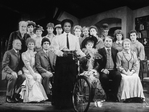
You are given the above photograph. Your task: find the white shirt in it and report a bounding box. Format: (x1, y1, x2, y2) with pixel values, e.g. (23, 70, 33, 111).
(53, 32, 85, 57)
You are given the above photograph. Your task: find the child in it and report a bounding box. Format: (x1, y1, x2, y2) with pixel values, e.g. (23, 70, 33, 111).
(80, 39, 106, 103)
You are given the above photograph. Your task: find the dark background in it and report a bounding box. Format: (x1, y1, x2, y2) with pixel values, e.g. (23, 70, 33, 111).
(0, 0, 149, 64)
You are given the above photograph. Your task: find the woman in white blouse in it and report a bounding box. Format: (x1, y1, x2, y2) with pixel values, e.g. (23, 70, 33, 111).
(52, 19, 85, 109)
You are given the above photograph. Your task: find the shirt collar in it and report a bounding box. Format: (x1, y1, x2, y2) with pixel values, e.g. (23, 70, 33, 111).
(105, 47, 111, 51)
(43, 49, 48, 53)
(131, 40, 138, 44)
(123, 49, 131, 54)
(13, 48, 18, 53)
(116, 40, 123, 44)
(64, 32, 71, 36)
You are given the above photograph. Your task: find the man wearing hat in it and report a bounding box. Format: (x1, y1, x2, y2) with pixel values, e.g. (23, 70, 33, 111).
(27, 20, 36, 38)
(100, 23, 109, 40)
(52, 19, 85, 109)
(44, 22, 55, 44)
(35, 38, 56, 101)
(54, 24, 63, 36)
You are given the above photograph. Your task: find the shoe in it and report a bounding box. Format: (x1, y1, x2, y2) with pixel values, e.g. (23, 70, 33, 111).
(123, 98, 132, 103)
(112, 95, 119, 102)
(6, 96, 15, 103)
(13, 94, 23, 102)
(47, 94, 52, 101)
(53, 105, 63, 110)
(131, 97, 143, 103)
(14, 97, 23, 102)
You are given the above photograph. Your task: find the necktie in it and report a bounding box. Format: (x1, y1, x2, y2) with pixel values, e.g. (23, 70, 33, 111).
(16, 51, 20, 58)
(66, 33, 69, 49)
(46, 51, 48, 56)
(107, 48, 111, 55)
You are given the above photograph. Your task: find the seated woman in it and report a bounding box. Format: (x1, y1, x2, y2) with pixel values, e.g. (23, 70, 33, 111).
(116, 39, 145, 103)
(20, 38, 48, 102)
(81, 39, 106, 102)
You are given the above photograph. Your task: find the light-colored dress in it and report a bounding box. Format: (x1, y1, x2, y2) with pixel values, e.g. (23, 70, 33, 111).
(32, 36, 43, 52)
(116, 50, 145, 101)
(82, 48, 98, 70)
(20, 50, 48, 102)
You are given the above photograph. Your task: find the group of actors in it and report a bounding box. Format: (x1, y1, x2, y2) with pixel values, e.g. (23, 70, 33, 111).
(1, 18, 146, 109)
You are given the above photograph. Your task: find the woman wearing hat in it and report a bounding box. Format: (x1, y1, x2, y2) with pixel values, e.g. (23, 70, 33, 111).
(32, 25, 44, 52)
(54, 24, 63, 36)
(81, 25, 99, 49)
(52, 19, 85, 109)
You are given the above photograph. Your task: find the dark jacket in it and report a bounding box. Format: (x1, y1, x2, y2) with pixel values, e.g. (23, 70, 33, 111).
(98, 47, 118, 72)
(7, 30, 30, 53)
(35, 49, 56, 74)
(2, 49, 24, 80)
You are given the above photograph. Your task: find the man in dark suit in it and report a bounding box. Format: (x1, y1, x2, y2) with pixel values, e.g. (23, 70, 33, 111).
(98, 36, 121, 102)
(35, 38, 56, 100)
(7, 21, 30, 53)
(2, 39, 26, 103)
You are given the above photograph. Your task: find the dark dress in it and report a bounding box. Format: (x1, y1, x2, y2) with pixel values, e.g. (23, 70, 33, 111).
(52, 55, 77, 108)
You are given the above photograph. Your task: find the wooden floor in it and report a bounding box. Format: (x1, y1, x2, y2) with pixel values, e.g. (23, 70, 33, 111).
(0, 91, 149, 112)
(0, 72, 149, 112)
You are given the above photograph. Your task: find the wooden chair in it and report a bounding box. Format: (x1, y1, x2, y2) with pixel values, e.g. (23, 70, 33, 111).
(139, 60, 148, 81)
(140, 60, 149, 93)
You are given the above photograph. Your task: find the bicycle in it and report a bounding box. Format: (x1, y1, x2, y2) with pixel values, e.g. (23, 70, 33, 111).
(67, 51, 93, 112)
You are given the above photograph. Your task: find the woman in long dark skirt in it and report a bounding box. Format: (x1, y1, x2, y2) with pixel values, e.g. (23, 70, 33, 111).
(52, 19, 85, 109)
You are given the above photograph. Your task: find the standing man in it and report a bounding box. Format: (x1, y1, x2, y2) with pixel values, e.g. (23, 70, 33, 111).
(2, 39, 26, 102)
(44, 22, 55, 51)
(35, 38, 56, 101)
(44, 22, 55, 44)
(129, 30, 145, 78)
(98, 36, 121, 102)
(7, 21, 30, 53)
(100, 23, 109, 40)
(52, 19, 85, 109)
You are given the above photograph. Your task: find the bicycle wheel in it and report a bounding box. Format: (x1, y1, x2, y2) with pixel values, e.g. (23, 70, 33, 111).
(72, 76, 91, 112)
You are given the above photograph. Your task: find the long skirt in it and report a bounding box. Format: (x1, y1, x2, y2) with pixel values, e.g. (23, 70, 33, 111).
(80, 70, 106, 101)
(20, 68, 48, 102)
(117, 73, 145, 101)
(52, 56, 77, 107)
